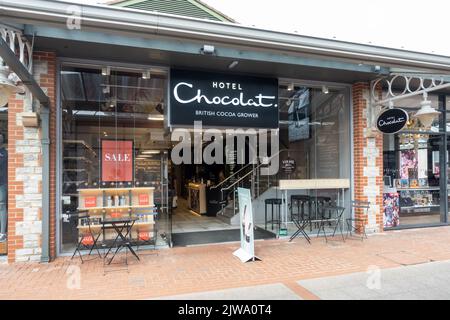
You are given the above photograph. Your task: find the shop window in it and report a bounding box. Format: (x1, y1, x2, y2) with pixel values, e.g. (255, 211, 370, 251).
(59, 64, 169, 253)
(383, 93, 445, 228)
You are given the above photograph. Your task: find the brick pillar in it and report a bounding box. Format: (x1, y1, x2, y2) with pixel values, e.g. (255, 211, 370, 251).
(352, 82, 384, 233)
(7, 51, 56, 263)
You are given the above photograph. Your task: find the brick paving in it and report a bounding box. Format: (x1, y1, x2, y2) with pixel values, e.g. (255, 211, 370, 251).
(1, 226, 450, 300)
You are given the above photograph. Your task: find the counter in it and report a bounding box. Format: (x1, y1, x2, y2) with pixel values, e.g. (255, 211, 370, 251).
(188, 183, 207, 215)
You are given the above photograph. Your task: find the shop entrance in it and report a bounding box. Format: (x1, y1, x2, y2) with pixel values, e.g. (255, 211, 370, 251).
(168, 132, 277, 246)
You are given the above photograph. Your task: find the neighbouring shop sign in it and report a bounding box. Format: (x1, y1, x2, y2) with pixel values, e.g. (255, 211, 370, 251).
(169, 69, 279, 128)
(101, 140, 134, 182)
(376, 108, 409, 134)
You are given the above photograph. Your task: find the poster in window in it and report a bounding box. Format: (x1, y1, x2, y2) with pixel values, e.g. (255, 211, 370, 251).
(101, 140, 133, 182)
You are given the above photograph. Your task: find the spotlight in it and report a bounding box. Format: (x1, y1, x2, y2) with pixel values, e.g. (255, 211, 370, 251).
(201, 45, 215, 55)
(287, 83, 294, 91)
(322, 85, 329, 94)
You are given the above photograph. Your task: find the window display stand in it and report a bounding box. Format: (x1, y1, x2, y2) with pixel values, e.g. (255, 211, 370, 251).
(76, 187, 157, 268)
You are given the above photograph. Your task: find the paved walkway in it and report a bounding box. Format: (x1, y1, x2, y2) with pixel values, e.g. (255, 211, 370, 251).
(1, 226, 450, 299)
(299, 260, 450, 300)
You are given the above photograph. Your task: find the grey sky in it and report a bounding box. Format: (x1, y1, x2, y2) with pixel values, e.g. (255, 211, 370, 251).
(63, 0, 450, 57)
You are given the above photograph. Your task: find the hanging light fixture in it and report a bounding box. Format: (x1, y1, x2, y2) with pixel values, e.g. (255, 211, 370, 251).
(413, 92, 440, 128)
(0, 65, 24, 107)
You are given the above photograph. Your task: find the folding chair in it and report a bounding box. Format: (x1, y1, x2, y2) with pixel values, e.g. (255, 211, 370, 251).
(71, 211, 102, 263)
(346, 200, 370, 240)
(316, 205, 346, 243)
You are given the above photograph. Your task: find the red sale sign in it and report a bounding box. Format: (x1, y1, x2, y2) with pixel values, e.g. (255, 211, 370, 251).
(101, 140, 133, 182)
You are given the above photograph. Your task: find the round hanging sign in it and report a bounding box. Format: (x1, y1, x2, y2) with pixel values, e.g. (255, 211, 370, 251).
(376, 108, 409, 134)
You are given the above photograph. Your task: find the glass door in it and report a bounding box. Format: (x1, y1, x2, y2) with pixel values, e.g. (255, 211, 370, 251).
(156, 150, 172, 247)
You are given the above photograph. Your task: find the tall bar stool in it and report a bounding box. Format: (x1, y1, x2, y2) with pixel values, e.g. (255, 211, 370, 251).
(290, 195, 311, 221)
(265, 198, 283, 231)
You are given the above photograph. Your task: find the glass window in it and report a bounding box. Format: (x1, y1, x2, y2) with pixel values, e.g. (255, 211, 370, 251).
(257, 84, 351, 236)
(60, 64, 170, 253)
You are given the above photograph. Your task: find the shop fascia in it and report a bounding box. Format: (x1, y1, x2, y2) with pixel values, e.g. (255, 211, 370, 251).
(170, 121, 280, 176)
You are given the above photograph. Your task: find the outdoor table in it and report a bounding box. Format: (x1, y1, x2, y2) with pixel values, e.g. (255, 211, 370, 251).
(101, 217, 139, 265)
(278, 179, 350, 237)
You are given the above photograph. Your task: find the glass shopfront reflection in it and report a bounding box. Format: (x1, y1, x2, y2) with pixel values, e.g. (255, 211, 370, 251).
(59, 64, 171, 253)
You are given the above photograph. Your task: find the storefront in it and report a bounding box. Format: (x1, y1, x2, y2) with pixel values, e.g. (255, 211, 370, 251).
(2, 0, 450, 262)
(56, 60, 352, 253)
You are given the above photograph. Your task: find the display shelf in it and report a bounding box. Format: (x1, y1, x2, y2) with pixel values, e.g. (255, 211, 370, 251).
(64, 169, 86, 172)
(397, 187, 440, 191)
(77, 205, 156, 211)
(400, 205, 440, 210)
(78, 187, 154, 194)
(77, 221, 155, 230)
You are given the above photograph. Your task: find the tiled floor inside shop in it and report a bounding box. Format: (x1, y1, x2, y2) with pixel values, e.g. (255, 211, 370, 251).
(171, 198, 238, 234)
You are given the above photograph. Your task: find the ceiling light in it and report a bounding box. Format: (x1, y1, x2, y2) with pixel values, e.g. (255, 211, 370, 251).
(148, 114, 164, 121)
(142, 70, 151, 79)
(101, 66, 110, 76)
(287, 83, 294, 91)
(228, 61, 239, 69)
(322, 85, 329, 94)
(141, 150, 160, 155)
(413, 93, 440, 128)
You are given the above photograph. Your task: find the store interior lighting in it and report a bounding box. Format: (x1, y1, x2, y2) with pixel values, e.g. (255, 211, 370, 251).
(287, 83, 294, 91)
(147, 114, 164, 121)
(101, 66, 111, 76)
(322, 85, 329, 94)
(142, 69, 151, 79)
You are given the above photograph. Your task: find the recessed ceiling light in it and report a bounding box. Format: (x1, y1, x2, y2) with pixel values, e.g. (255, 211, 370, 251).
(148, 115, 164, 121)
(102, 66, 110, 76)
(142, 70, 151, 79)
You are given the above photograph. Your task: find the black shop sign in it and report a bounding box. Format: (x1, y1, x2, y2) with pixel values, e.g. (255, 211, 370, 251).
(169, 69, 279, 128)
(282, 158, 296, 174)
(376, 108, 409, 134)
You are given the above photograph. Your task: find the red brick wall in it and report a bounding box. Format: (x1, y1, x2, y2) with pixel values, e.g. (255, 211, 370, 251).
(34, 51, 57, 260)
(352, 82, 384, 233)
(7, 51, 57, 263)
(7, 98, 25, 262)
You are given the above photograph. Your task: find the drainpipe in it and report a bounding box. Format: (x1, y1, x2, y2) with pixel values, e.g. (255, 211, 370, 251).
(40, 105, 50, 263)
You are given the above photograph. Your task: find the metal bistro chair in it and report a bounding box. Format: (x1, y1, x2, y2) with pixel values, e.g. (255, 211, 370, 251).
(346, 200, 371, 241)
(316, 205, 346, 243)
(71, 211, 103, 263)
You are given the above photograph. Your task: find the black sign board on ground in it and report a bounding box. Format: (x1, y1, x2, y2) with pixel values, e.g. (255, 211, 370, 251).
(376, 108, 409, 134)
(169, 69, 279, 128)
